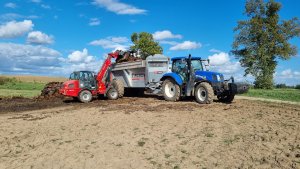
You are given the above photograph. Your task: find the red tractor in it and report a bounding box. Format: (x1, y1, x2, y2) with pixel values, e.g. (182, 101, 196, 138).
(59, 51, 125, 102)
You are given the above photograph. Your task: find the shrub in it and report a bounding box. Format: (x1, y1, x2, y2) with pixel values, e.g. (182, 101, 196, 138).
(275, 83, 287, 88)
(295, 85, 300, 90)
(0, 77, 10, 85)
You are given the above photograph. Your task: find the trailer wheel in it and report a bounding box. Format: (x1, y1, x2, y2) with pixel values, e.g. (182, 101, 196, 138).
(107, 88, 119, 100)
(112, 79, 124, 98)
(162, 78, 180, 101)
(78, 90, 92, 103)
(195, 82, 213, 104)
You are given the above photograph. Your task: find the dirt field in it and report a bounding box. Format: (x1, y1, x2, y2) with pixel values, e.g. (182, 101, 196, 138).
(0, 96, 299, 169)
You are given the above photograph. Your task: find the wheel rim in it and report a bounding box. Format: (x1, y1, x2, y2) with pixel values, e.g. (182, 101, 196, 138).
(197, 87, 207, 101)
(165, 82, 176, 98)
(110, 90, 118, 99)
(82, 92, 90, 101)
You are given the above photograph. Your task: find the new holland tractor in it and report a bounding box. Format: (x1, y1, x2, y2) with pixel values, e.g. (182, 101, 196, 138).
(160, 54, 239, 104)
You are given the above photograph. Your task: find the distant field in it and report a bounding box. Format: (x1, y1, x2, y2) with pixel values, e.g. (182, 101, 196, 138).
(242, 88, 300, 102)
(0, 75, 66, 98)
(0, 75, 67, 83)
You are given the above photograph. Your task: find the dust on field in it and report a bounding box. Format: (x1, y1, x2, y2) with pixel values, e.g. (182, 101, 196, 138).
(0, 97, 299, 169)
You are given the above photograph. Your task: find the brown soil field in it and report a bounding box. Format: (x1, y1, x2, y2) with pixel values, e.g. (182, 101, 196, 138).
(0, 75, 67, 83)
(0, 96, 299, 169)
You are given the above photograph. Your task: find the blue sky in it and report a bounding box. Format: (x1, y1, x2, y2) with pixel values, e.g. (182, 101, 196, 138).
(0, 0, 299, 85)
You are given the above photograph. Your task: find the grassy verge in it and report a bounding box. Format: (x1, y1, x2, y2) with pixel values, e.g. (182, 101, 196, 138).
(0, 89, 42, 98)
(0, 77, 45, 98)
(242, 88, 300, 102)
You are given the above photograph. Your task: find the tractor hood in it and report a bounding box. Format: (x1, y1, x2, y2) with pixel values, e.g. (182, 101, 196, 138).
(194, 70, 224, 83)
(62, 80, 79, 89)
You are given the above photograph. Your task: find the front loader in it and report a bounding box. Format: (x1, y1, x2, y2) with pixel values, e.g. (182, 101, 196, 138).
(59, 51, 125, 102)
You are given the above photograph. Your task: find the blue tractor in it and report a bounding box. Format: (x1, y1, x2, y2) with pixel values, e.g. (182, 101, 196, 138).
(160, 54, 243, 104)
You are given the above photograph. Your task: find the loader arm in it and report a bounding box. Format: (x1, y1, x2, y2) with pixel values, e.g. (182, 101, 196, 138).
(96, 51, 120, 94)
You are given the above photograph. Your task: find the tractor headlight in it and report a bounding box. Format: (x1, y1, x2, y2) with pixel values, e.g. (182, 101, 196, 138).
(80, 83, 84, 88)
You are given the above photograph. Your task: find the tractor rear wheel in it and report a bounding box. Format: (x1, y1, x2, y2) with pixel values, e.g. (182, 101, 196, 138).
(195, 82, 213, 104)
(78, 90, 93, 103)
(162, 78, 180, 101)
(107, 88, 119, 100)
(112, 79, 124, 98)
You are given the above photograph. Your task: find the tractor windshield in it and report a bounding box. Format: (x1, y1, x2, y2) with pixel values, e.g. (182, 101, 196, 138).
(79, 72, 94, 81)
(172, 59, 188, 81)
(191, 60, 203, 71)
(69, 73, 79, 80)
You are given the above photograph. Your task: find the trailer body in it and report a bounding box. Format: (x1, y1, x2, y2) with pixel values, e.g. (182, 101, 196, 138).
(111, 54, 169, 93)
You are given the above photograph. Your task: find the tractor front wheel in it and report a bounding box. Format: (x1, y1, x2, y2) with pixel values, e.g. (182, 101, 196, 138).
(195, 82, 213, 104)
(78, 90, 93, 103)
(162, 78, 180, 101)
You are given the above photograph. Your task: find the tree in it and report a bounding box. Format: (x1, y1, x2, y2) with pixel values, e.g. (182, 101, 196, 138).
(232, 0, 300, 89)
(130, 32, 163, 59)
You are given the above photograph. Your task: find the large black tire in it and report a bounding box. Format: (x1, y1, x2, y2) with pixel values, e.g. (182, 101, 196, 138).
(218, 93, 235, 103)
(107, 88, 118, 100)
(162, 78, 180, 101)
(194, 82, 213, 104)
(78, 90, 92, 103)
(112, 79, 124, 98)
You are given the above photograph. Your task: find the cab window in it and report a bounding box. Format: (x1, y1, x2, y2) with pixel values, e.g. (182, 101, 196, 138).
(191, 60, 203, 71)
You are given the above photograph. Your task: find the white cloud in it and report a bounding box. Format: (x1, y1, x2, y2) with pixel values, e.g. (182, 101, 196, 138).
(41, 4, 51, 9)
(5, 2, 17, 8)
(0, 20, 33, 38)
(209, 48, 222, 53)
(294, 71, 300, 76)
(111, 37, 128, 43)
(68, 48, 95, 63)
(281, 69, 292, 76)
(207, 51, 244, 82)
(153, 30, 182, 40)
(89, 18, 101, 26)
(89, 36, 129, 51)
(0, 43, 62, 74)
(169, 41, 201, 50)
(275, 69, 300, 85)
(0, 13, 39, 21)
(208, 52, 230, 66)
(31, 0, 41, 3)
(92, 0, 147, 15)
(0, 43, 103, 76)
(27, 31, 54, 45)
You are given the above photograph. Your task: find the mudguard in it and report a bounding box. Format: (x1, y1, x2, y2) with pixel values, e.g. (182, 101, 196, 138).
(161, 73, 183, 85)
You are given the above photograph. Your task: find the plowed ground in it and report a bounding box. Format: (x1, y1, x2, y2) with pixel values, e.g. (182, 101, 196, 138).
(0, 96, 299, 169)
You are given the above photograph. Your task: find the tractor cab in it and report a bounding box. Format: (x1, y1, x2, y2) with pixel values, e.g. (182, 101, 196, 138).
(69, 71, 97, 90)
(60, 71, 98, 101)
(171, 57, 205, 83)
